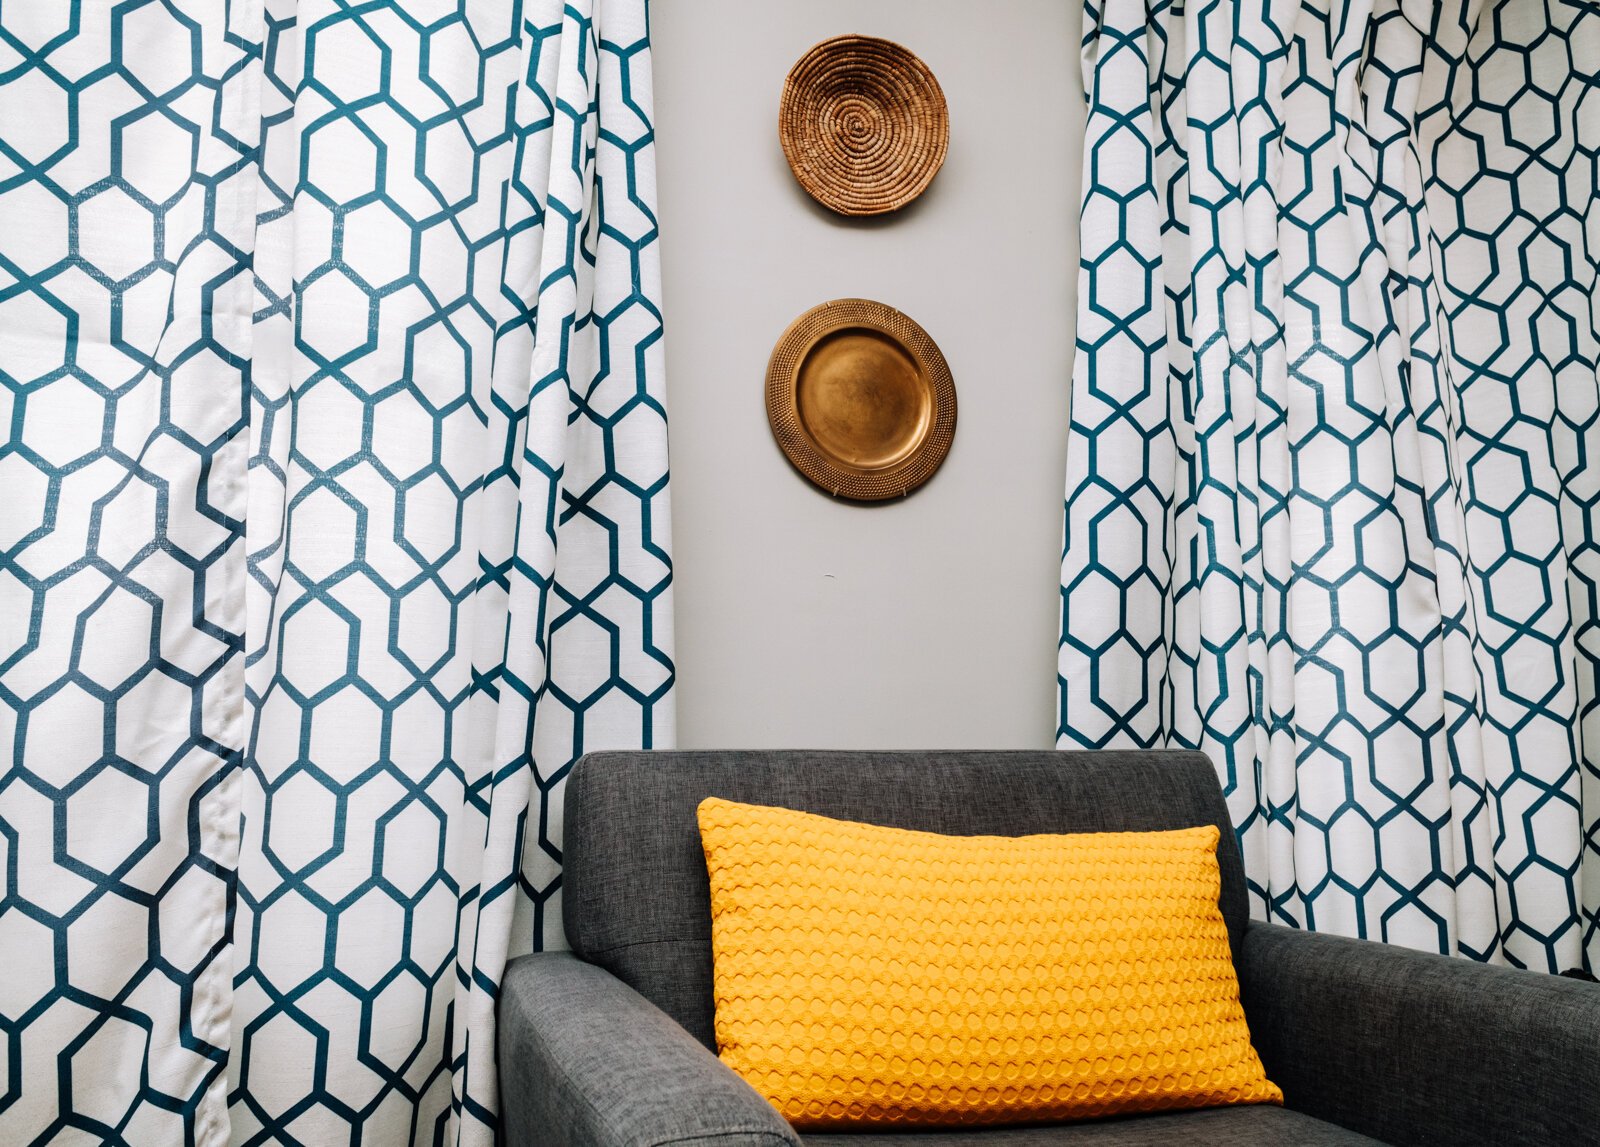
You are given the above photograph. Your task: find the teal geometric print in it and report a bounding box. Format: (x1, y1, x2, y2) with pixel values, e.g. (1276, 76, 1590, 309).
(1060, 0, 1596, 977)
(0, 2, 673, 1144)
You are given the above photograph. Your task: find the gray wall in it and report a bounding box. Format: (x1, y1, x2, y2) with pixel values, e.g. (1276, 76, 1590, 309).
(653, 0, 1083, 750)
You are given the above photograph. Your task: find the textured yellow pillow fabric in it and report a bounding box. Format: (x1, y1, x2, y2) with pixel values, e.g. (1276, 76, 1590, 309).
(696, 797, 1281, 1130)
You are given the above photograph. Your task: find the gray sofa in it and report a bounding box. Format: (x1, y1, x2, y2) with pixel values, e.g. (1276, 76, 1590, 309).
(497, 750, 1600, 1146)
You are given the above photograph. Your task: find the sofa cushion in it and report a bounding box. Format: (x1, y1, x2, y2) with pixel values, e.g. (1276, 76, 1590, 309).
(562, 750, 1248, 1050)
(800, 1104, 1384, 1144)
(697, 798, 1279, 1129)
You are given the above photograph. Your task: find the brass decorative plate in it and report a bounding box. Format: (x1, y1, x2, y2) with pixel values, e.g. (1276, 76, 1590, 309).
(766, 299, 956, 501)
(779, 35, 949, 216)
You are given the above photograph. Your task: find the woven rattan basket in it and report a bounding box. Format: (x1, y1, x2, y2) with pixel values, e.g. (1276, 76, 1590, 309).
(779, 35, 949, 217)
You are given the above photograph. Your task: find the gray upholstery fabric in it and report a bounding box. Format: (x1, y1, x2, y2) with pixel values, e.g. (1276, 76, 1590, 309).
(562, 750, 1246, 1048)
(504, 748, 1600, 1146)
(1239, 923, 1600, 1146)
(497, 952, 800, 1147)
(803, 1106, 1383, 1145)
(492, 949, 1376, 1147)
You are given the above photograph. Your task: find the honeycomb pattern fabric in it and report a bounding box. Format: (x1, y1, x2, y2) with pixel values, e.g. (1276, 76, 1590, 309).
(696, 798, 1282, 1130)
(0, 2, 672, 1143)
(1058, 0, 1600, 973)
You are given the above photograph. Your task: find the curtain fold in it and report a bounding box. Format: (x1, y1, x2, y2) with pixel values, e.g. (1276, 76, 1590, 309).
(1060, 0, 1597, 973)
(0, 1, 672, 1143)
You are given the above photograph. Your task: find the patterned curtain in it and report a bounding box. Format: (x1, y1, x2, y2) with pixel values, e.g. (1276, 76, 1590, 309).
(1059, 0, 1597, 974)
(0, 1, 672, 1144)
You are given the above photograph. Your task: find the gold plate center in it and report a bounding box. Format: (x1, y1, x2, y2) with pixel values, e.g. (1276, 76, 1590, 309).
(794, 328, 932, 470)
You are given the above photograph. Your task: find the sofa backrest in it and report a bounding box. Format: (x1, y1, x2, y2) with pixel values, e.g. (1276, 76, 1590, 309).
(561, 749, 1249, 1050)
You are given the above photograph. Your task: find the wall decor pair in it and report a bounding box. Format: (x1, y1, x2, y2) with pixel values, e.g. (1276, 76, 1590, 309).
(766, 35, 956, 502)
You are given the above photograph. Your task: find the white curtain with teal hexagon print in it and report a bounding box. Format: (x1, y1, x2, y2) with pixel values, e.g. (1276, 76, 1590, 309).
(1059, 0, 1597, 975)
(0, 1, 673, 1144)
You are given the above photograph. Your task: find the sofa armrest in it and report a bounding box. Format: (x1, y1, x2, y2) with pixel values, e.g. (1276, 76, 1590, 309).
(1238, 922, 1600, 1146)
(497, 952, 800, 1147)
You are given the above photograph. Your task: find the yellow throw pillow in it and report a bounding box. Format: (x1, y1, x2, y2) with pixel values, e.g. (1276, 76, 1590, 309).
(696, 797, 1281, 1130)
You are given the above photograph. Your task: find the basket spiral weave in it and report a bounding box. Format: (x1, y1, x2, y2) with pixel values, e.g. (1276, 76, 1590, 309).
(779, 35, 948, 216)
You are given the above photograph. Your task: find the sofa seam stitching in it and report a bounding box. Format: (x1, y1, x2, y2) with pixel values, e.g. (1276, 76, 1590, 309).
(649, 1132, 794, 1147)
